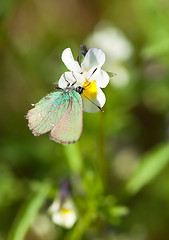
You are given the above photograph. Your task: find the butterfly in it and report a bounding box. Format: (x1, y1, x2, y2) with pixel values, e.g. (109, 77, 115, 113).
(26, 83, 86, 144)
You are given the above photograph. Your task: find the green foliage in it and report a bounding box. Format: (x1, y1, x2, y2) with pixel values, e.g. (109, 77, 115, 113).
(8, 181, 51, 240)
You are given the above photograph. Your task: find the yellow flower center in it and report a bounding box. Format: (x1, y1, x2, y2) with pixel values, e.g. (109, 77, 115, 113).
(61, 208, 72, 215)
(83, 80, 97, 98)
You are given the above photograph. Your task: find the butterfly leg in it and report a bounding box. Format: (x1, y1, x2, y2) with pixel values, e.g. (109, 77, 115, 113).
(63, 73, 71, 87)
(71, 72, 77, 86)
(54, 86, 62, 90)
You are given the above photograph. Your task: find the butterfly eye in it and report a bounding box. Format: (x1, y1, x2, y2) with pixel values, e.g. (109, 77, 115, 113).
(76, 86, 84, 94)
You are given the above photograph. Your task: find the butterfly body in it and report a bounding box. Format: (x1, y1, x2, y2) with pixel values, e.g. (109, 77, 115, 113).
(26, 87, 83, 144)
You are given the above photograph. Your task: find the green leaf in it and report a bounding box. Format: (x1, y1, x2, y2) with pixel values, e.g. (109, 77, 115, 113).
(109, 205, 129, 218)
(125, 142, 169, 195)
(107, 71, 116, 78)
(8, 181, 51, 240)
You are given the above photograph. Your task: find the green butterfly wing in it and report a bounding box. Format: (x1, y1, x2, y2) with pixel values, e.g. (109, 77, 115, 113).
(26, 89, 83, 144)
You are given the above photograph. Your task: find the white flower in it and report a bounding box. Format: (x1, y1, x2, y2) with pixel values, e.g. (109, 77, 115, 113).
(48, 197, 77, 229)
(58, 48, 110, 113)
(86, 25, 133, 62)
(85, 22, 134, 88)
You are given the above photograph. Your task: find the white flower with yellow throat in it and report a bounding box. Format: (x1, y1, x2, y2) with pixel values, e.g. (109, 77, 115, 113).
(58, 47, 110, 113)
(48, 197, 77, 229)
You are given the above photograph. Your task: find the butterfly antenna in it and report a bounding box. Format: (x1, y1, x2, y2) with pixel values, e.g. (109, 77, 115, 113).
(82, 93, 104, 112)
(87, 67, 98, 81)
(82, 68, 98, 88)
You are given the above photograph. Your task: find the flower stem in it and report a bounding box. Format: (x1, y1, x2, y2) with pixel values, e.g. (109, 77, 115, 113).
(97, 111, 108, 189)
(63, 143, 83, 174)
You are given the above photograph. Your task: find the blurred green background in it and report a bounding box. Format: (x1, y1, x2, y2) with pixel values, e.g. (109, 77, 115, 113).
(1, 0, 169, 239)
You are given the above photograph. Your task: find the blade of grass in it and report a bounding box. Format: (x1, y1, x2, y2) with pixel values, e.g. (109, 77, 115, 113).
(8, 181, 51, 240)
(124, 142, 169, 196)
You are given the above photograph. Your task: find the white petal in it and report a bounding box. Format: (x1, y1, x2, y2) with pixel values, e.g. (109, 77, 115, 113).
(62, 48, 82, 72)
(72, 72, 86, 86)
(82, 87, 106, 113)
(58, 72, 76, 89)
(62, 211, 77, 228)
(90, 69, 110, 88)
(96, 87, 106, 108)
(81, 48, 105, 70)
(82, 96, 99, 113)
(52, 213, 63, 225)
(85, 67, 98, 81)
(48, 201, 60, 213)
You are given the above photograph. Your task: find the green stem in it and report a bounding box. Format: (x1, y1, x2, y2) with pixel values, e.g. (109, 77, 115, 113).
(63, 143, 83, 174)
(97, 111, 108, 188)
(65, 210, 94, 240)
